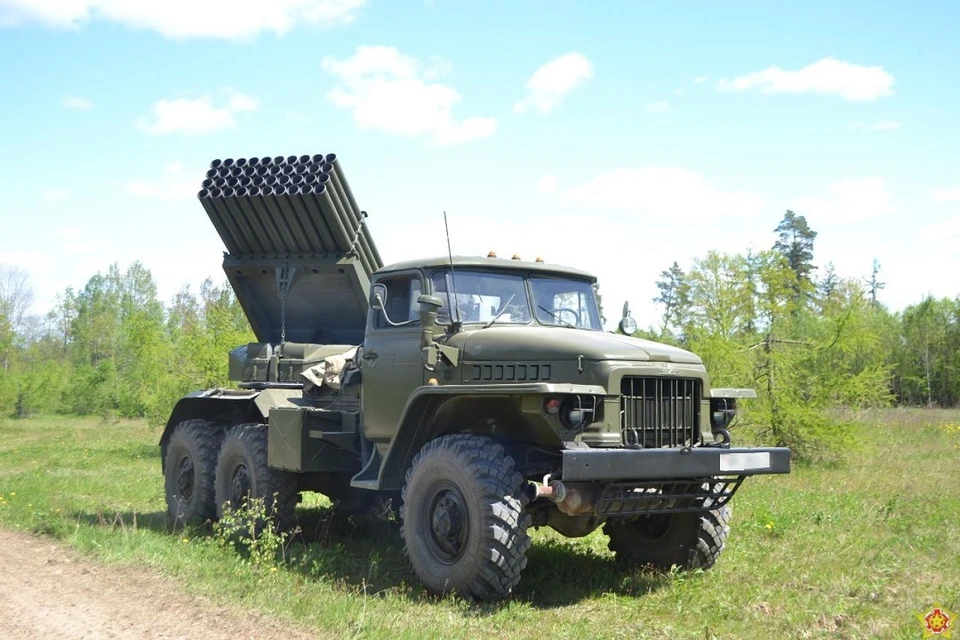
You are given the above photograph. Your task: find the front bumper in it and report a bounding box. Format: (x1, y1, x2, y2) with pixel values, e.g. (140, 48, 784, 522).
(560, 446, 791, 482)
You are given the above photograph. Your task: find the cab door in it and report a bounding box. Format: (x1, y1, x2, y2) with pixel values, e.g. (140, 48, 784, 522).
(361, 270, 425, 445)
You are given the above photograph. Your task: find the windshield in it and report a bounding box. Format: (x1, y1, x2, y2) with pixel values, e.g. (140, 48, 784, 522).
(531, 276, 603, 330)
(431, 270, 532, 324)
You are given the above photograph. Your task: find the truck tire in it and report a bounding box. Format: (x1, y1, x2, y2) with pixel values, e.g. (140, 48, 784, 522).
(400, 434, 531, 600)
(604, 505, 732, 571)
(164, 419, 223, 529)
(214, 423, 298, 536)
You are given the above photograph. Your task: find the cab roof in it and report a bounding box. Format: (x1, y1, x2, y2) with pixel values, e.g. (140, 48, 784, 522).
(377, 255, 597, 282)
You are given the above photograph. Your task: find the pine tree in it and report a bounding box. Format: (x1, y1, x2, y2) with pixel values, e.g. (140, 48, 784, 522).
(867, 259, 886, 306)
(653, 261, 689, 338)
(773, 210, 818, 303)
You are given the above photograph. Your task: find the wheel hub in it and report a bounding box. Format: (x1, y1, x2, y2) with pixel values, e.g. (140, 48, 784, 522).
(426, 485, 468, 563)
(230, 462, 252, 508)
(176, 456, 195, 501)
(635, 513, 673, 540)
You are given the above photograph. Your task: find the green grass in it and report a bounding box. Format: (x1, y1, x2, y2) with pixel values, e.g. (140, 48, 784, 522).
(1, 409, 958, 639)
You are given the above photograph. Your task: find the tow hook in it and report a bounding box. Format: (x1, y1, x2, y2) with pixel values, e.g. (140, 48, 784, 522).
(526, 474, 567, 503)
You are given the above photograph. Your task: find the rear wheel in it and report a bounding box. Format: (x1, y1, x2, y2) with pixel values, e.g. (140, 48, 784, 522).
(400, 434, 531, 600)
(604, 505, 732, 570)
(214, 423, 298, 536)
(164, 419, 223, 529)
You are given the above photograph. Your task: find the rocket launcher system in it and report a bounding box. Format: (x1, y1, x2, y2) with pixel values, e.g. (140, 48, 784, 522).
(196, 154, 382, 347)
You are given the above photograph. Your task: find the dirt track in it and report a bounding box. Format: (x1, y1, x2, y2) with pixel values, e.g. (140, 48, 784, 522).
(0, 529, 320, 639)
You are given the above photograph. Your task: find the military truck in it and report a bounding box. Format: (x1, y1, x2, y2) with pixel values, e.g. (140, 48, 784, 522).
(160, 153, 791, 600)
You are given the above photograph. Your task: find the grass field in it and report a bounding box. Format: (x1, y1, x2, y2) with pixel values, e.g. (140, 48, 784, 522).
(1, 409, 958, 639)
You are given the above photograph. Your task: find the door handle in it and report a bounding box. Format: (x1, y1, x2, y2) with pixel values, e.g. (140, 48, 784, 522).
(362, 350, 378, 361)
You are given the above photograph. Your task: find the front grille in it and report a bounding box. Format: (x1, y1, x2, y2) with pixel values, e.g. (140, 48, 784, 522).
(596, 477, 743, 516)
(620, 377, 701, 448)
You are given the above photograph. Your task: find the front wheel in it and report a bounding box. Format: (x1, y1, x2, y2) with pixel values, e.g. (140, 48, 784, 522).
(400, 434, 531, 600)
(604, 505, 732, 571)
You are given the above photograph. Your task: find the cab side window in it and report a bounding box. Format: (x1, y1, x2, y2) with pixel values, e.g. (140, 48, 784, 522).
(374, 275, 422, 329)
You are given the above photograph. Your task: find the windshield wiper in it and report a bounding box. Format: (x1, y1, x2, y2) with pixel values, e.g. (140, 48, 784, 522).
(483, 294, 516, 328)
(538, 305, 576, 329)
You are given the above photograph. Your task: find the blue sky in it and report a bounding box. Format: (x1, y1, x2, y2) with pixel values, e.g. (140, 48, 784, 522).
(1, 0, 958, 330)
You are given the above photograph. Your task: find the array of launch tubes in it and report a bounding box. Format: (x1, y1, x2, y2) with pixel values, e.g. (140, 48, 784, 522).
(197, 154, 384, 278)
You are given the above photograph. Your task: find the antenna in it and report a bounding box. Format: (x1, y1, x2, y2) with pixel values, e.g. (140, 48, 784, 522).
(443, 211, 462, 327)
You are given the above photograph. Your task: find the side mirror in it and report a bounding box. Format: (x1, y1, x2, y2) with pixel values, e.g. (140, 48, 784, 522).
(370, 283, 387, 310)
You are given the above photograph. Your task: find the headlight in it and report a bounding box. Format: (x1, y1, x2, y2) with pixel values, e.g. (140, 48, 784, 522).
(619, 316, 637, 335)
(710, 398, 737, 430)
(560, 395, 595, 430)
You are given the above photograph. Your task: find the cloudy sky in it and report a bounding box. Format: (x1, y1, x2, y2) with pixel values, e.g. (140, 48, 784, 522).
(1, 0, 958, 331)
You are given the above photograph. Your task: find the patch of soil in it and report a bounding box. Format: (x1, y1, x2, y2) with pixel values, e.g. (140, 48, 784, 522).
(0, 529, 321, 639)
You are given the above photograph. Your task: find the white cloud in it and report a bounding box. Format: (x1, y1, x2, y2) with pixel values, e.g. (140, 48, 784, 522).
(919, 217, 960, 242)
(645, 100, 671, 113)
(42, 188, 69, 202)
(851, 120, 901, 131)
(717, 57, 894, 101)
(62, 96, 92, 109)
(513, 52, 593, 114)
(541, 167, 766, 223)
(791, 177, 895, 223)
(137, 92, 258, 136)
(537, 175, 559, 195)
(692, 75, 711, 84)
(0, 0, 365, 39)
(126, 161, 197, 200)
(673, 88, 685, 96)
(54, 224, 101, 253)
(930, 187, 960, 203)
(321, 45, 495, 146)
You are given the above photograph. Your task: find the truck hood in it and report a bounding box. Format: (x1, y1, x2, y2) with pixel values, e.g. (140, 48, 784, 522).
(455, 326, 702, 364)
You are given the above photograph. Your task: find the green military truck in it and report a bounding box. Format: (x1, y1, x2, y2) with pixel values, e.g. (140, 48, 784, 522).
(160, 153, 791, 600)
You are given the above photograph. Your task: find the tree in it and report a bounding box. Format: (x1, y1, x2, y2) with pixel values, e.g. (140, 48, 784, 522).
(0, 264, 35, 336)
(653, 261, 689, 339)
(866, 259, 886, 306)
(591, 282, 607, 326)
(772, 210, 818, 301)
(818, 262, 840, 304)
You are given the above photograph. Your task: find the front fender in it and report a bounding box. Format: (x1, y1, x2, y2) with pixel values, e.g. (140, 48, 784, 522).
(374, 382, 605, 490)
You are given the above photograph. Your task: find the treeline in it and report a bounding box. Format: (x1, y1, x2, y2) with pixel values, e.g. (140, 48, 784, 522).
(0, 210, 957, 459)
(638, 211, 960, 458)
(0, 262, 253, 425)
